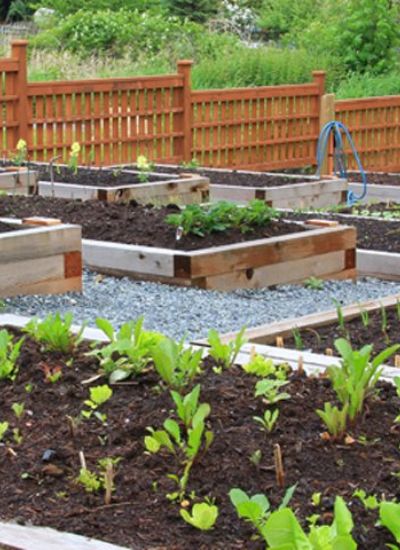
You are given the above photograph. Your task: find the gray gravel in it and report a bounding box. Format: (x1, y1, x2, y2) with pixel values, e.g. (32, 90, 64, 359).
(3, 270, 400, 340)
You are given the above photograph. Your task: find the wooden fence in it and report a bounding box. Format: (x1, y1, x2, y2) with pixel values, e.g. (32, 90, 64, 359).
(1, 40, 400, 172)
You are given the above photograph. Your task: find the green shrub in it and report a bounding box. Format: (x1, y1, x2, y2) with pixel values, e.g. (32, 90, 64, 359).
(32, 0, 162, 17)
(164, 0, 219, 23)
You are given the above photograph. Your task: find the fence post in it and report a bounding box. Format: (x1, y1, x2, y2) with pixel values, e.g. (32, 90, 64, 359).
(177, 60, 193, 163)
(319, 93, 335, 175)
(11, 40, 29, 147)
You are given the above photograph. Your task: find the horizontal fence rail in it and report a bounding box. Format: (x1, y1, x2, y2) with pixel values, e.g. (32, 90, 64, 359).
(1, 40, 400, 172)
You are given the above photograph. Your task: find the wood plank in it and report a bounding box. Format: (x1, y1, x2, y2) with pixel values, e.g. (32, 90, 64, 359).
(185, 226, 356, 278)
(357, 249, 400, 280)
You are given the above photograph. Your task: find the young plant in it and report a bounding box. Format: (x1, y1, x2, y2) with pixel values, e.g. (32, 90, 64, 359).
(68, 142, 80, 174)
(89, 317, 164, 382)
(24, 313, 85, 354)
(229, 485, 296, 538)
(353, 489, 379, 510)
(151, 337, 203, 391)
(327, 338, 399, 422)
(0, 329, 24, 381)
(380, 304, 390, 343)
(304, 276, 324, 290)
(207, 327, 246, 370)
(379, 501, 400, 546)
(332, 299, 347, 335)
(82, 384, 113, 424)
(136, 155, 154, 182)
(180, 501, 219, 531)
(0, 421, 9, 442)
(11, 402, 25, 421)
(144, 384, 213, 502)
(242, 350, 289, 379)
(316, 402, 349, 440)
(260, 496, 356, 549)
(77, 456, 121, 500)
(291, 328, 304, 351)
(360, 308, 370, 328)
(12, 139, 28, 166)
(254, 379, 290, 405)
(253, 409, 279, 433)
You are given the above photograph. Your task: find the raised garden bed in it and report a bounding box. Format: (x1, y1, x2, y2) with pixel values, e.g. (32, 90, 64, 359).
(284, 208, 400, 281)
(0, 196, 356, 290)
(348, 170, 400, 204)
(0, 314, 399, 549)
(110, 163, 348, 209)
(0, 217, 82, 297)
(35, 165, 209, 205)
(0, 166, 38, 196)
(219, 294, 400, 364)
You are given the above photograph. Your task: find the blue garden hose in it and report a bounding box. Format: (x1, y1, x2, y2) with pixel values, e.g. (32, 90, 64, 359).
(316, 121, 367, 206)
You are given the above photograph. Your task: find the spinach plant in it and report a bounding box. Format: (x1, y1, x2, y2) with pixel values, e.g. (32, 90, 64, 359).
(254, 379, 290, 405)
(316, 402, 349, 440)
(151, 337, 203, 391)
(90, 317, 164, 382)
(24, 313, 85, 354)
(207, 327, 246, 370)
(0, 329, 24, 381)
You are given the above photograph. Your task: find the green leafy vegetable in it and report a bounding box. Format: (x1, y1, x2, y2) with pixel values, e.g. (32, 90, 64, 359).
(180, 501, 219, 530)
(24, 312, 84, 354)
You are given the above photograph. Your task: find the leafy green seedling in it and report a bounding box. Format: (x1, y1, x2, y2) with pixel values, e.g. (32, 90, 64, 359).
(77, 468, 101, 493)
(379, 501, 400, 545)
(180, 501, 219, 530)
(242, 352, 288, 379)
(360, 308, 370, 328)
(24, 313, 85, 354)
(311, 492, 321, 506)
(253, 409, 279, 433)
(11, 402, 25, 420)
(249, 449, 262, 467)
(0, 421, 9, 442)
(13, 428, 23, 445)
(82, 384, 113, 423)
(0, 329, 24, 381)
(254, 379, 290, 405)
(304, 276, 324, 290)
(353, 489, 379, 510)
(207, 326, 246, 370)
(152, 337, 203, 391)
(292, 328, 304, 351)
(90, 317, 164, 382)
(316, 402, 349, 439)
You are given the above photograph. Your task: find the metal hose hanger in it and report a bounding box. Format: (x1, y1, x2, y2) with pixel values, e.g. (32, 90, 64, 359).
(315, 121, 367, 206)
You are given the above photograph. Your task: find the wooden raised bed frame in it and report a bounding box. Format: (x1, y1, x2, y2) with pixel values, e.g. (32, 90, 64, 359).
(83, 222, 356, 291)
(0, 218, 82, 297)
(37, 169, 209, 205)
(0, 167, 38, 195)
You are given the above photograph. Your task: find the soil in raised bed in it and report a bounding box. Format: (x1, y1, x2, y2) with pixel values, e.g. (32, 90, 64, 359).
(348, 171, 400, 185)
(283, 304, 400, 366)
(0, 328, 399, 549)
(0, 195, 306, 250)
(119, 164, 316, 187)
(0, 221, 21, 233)
(37, 166, 173, 187)
(286, 210, 400, 252)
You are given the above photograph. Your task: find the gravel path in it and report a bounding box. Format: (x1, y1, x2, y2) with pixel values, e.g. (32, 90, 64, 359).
(3, 270, 400, 340)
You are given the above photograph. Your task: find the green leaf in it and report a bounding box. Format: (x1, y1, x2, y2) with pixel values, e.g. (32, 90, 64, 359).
(95, 317, 115, 341)
(380, 501, 400, 542)
(163, 418, 181, 444)
(180, 502, 218, 531)
(263, 508, 310, 548)
(144, 435, 161, 453)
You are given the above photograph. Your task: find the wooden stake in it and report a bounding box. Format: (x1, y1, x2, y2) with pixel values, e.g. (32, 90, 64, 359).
(395, 355, 400, 368)
(273, 443, 285, 488)
(104, 462, 114, 505)
(297, 355, 304, 375)
(78, 450, 86, 470)
(276, 336, 284, 348)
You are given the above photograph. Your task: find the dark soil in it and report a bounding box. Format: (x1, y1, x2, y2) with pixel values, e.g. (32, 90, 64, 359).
(332, 202, 400, 220)
(348, 171, 400, 185)
(0, 222, 21, 234)
(120, 164, 316, 187)
(37, 166, 173, 187)
(284, 305, 400, 365)
(0, 195, 306, 250)
(286, 210, 400, 252)
(0, 328, 399, 549)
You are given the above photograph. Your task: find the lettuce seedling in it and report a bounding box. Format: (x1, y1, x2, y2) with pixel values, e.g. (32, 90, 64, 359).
(11, 402, 25, 420)
(24, 312, 85, 354)
(82, 384, 113, 423)
(353, 489, 379, 510)
(90, 317, 164, 382)
(379, 501, 400, 546)
(254, 379, 290, 405)
(180, 501, 219, 531)
(207, 327, 246, 370)
(0, 329, 24, 381)
(242, 351, 289, 379)
(152, 337, 203, 391)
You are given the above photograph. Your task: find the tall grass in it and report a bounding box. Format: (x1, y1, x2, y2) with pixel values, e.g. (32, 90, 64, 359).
(335, 71, 400, 99)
